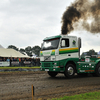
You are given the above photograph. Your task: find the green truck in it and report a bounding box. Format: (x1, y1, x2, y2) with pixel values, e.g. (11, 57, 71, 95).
(40, 34, 100, 78)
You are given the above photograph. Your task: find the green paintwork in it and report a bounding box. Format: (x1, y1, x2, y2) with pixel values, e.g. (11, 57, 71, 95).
(40, 58, 79, 72)
(59, 48, 79, 54)
(43, 35, 61, 41)
(77, 62, 96, 73)
(40, 57, 100, 74)
(40, 61, 62, 72)
(40, 51, 43, 56)
(40, 50, 55, 56)
(77, 58, 100, 73)
(59, 49, 78, 54)
(51, 50, 55, 55)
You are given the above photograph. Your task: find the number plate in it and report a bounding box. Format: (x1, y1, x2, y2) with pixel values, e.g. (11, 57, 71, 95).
(45, 69, 49, 71)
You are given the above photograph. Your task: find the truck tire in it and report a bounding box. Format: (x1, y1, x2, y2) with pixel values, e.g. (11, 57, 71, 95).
(64, 63, 75, 78)
(48, 71, 58, 77)
(94, 63, 100, 77)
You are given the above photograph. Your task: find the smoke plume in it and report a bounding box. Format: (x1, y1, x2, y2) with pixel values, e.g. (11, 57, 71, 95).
(61, 0, 100, 34)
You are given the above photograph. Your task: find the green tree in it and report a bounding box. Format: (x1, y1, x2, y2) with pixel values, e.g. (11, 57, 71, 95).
(81, 49, 98, 58)
(32, 46, 41, 56)
(7, 45, 19, 51)
(25, 46, 32, 56)
(7, 45, 41, 57)
(19, 48, 25, 55)
(87, 49, 97, 56)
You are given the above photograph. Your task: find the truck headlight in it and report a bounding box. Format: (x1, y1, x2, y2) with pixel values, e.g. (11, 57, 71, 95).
(54, 63, 57, 66)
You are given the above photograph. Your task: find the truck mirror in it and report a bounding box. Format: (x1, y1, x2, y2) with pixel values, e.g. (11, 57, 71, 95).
(41, 43, 43, 49)
(41, 43, 43, 47)
(61, 40, 65, 47)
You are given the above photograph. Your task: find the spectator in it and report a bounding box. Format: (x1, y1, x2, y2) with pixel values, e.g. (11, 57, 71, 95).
(13, 57, 17, 61)
(10, 57, 13, 66)
(0, 57, 2, 61)
(18, 58, 21, 66)
(21, 58, 25, 66)
(7, 57, 10, 62)
(32, 58, 35, 66)
(3, 57, 6, 61)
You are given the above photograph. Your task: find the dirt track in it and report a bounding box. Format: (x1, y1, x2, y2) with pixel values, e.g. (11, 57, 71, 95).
(0, 71, 100, 100)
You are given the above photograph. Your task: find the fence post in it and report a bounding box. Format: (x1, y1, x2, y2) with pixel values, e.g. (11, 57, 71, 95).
(32, 85, 34, 100)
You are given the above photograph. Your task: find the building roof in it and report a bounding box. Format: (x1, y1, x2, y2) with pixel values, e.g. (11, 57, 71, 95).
(0, 48, 29, 58)
(0, 45, 4, 48)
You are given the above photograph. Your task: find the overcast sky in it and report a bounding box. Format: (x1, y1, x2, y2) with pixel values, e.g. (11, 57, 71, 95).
(0, 0, 100, 53)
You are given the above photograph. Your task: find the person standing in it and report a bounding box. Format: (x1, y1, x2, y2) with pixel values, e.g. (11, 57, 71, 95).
(18, 58, 21, 66)
(7, 57, 10, 62)
(7, 57, 10, 66)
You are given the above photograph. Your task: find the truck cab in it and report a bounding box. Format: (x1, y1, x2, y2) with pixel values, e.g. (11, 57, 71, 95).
(40, 35, 80, 78)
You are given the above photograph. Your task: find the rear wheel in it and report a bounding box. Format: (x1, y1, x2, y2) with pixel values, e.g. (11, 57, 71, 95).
(48, 71, 58, 77)
(64, 63, 75, 78)
(93, 63, 100, 77)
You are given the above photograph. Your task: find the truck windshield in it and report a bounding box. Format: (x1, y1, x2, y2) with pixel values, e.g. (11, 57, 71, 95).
(41, 38, 60, 50)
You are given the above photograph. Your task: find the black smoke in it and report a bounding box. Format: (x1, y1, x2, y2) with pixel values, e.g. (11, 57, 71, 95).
(61, 0, 100, 34)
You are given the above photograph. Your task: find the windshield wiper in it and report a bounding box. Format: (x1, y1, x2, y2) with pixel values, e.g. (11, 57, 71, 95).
(44, 56, 50, 61)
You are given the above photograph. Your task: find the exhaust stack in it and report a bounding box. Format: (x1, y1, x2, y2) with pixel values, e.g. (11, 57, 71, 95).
(78, 37, 81, 60)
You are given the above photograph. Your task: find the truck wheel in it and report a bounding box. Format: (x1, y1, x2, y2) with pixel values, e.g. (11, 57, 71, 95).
(48, 71, 58, 77)
(64, 64, 75, 78)
(94, 63, 100, 77)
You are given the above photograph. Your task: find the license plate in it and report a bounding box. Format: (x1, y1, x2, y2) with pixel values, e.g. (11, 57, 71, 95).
(45, 69, 49, 71)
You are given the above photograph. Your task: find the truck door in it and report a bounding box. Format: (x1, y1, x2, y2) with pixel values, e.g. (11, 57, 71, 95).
(58, 38, 71, 60)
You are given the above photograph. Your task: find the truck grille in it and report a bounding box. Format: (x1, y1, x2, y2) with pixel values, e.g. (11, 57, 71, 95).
(43, 63, 52, 67)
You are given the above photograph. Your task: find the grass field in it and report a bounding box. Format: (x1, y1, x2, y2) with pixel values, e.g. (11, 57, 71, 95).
(52, 91, 100, 100)
(0, 66, 40, 69)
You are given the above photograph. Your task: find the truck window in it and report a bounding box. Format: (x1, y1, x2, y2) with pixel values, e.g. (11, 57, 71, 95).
(41, 38, 60, 50)
(61, 39, 69, 48)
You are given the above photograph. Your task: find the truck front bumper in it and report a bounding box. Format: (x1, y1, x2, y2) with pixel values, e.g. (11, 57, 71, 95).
(40, 61, 64, 72)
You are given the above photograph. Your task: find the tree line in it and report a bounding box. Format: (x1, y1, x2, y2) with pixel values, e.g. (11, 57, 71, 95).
(7, 45, 41, 57)
(81, 49, 99, 58)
